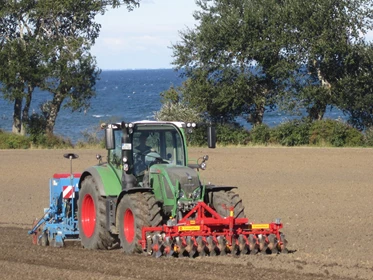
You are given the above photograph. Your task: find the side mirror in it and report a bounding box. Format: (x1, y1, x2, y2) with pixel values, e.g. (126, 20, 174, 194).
(105, 127, 115, 150)
(207, 125, 216, 149)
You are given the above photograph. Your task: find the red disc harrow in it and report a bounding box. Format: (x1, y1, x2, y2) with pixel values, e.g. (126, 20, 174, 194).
(139, 201, 287, 257)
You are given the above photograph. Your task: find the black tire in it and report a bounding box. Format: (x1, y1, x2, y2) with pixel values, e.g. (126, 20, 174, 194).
(117, 192, 162, 254)
(77, 175, 114, 249)
(209, 190, 245, 218)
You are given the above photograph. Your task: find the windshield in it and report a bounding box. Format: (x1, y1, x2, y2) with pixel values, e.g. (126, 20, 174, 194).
(132, 125, 185, 176)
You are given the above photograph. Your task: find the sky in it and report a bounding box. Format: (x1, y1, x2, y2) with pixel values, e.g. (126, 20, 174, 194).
(92, 0, 373, 70)
(91, 0, 199, 70)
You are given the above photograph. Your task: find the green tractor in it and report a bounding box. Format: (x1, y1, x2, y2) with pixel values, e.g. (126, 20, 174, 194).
(77, 120, 286, 256)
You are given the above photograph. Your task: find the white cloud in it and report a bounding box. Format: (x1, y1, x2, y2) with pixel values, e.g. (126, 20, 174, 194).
(91, 0, 198, 69)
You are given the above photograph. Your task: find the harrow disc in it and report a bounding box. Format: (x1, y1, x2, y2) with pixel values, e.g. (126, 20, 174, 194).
(196, 236, 208, 257)
(279, 233, 288, 254)
(248, 234, 258, 255)
(175, 237, 187, 257)
(206, 236, 218, 256)
(230, 236, 240, 256)
(151, 234, 163, 258)
(258, 234, 268, 254)
(238, 234, 249, 255)
(163, 236, 175, 257)
(267, 234, 278, 254)
(185, 236, 197, 257)
(217, 236, 227, 256)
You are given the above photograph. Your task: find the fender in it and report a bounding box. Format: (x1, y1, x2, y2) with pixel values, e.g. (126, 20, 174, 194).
(205, 184, 237, 191)
(117, 187, 153, 205)
(78, 165, 122, 196)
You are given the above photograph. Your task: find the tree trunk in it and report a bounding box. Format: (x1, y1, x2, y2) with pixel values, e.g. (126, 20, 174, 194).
(21, 86, 33, 135)
(247, 93, 266, 125)
(45, 92, 63, 135)
(308, 61, 331, 121)
(251, 103, 265, 125)
(308, 100, 326, 121)
(247, 102, 265, 126)
(12, 98, 22, 134)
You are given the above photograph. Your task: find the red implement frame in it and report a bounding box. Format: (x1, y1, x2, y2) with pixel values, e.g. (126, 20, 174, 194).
(139, 201, 284, 251)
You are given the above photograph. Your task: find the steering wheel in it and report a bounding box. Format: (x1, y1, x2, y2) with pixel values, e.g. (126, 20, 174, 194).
(145, 151, 169, 165)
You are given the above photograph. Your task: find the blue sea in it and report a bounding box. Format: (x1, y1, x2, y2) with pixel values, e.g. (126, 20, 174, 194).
(0, 69, 345, 143)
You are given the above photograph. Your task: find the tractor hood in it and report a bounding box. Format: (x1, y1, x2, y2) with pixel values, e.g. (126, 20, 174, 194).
(152, 165, 201, 198)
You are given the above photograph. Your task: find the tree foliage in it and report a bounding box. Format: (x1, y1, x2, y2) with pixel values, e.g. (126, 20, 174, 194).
(172, 0, 292, 126)
(171, 0, 373, 129)
(154, 85, 202, 123)
(332, 43, 373, 130)
(0, 0, 140, 135)
(279, 0, 373, 121)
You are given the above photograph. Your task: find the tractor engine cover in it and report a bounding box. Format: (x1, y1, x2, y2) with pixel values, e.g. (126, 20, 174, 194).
(164, 167, 200, 198)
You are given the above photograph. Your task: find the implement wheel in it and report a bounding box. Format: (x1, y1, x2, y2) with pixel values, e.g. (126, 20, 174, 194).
(209, 190, 245, 218)
(117, 192, 162, 254)
(78, 175, 115, 249)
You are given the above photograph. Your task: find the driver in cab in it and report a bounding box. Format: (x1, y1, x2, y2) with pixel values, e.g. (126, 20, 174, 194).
(135, 132, 152, 155)
(134, 132, 152, 176)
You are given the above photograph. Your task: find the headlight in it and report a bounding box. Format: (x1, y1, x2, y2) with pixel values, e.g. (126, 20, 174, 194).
(192, 187, 201, 199)
(178, 190, 185, 198)
(186, 122, 197, 128)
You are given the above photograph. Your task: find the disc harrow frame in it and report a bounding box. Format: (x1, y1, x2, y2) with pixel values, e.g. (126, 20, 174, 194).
(139, 201, 287, 257)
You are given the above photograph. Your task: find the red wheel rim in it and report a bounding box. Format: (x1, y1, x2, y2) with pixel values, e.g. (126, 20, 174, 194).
(124, 209, 135, 243)
(81, 194, 96, 238)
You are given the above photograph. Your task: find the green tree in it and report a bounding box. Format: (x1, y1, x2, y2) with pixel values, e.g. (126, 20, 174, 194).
(171, 0, 296, 126)
(333, 43, 373, 130)
(0, 0, 140, 135)
(171, 0, 373, 127)
(278, 0, 373, 121)
(154, 85, 202, 123)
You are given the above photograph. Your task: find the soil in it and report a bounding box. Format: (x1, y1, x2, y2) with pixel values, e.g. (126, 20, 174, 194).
(1, 147, 373, 280)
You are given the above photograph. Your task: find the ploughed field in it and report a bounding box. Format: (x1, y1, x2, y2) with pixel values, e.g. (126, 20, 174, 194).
(1, 147, 372, 280)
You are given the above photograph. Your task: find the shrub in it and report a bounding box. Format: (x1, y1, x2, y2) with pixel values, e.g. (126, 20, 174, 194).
(75, 126, 105, 148)
(214, 123, 249, 146)
(250, 124, 271, 145)
(187, 123, 250, 147)
(270, 119, 311, 146)
(31, 133, 73, 149)
(27, 113, 47, 143)
(364, 127, 373, 147)
(0, 131, 30, 149)
(309, 119, 363, 147)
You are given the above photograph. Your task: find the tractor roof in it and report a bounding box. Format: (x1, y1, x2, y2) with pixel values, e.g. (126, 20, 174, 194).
(132, 120, 186, 128)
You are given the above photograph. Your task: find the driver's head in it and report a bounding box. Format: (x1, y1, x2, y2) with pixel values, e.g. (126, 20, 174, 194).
(139, 132, 149, 145)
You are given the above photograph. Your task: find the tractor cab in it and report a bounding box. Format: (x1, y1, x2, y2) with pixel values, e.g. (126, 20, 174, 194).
(105, 122, 186, 173)
(103, 121, 215, 217)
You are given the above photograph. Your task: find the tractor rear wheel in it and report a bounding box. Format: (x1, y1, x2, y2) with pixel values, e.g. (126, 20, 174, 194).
(78, 175, 115, 249)
(209, 190, 245, 218)
(117, 192, 162, 254)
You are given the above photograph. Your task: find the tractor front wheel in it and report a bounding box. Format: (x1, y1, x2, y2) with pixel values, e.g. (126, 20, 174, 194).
(117, 192, 162, 254)
(78, 175, 115, 249)
(209, 190, 245, 218)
